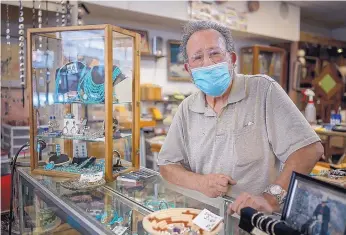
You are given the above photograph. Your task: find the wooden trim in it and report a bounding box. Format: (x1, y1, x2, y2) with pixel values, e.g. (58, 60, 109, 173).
(111, 25, 137, 38)
(132, 33, 141, 170)
(32, 169, 80, 178)
(27, 24, 108, 33)
(112, 167, 134, 180)
(253, 45, 286, 53)
(300, 31, 346, 48)
(104, 25, 113, 182)
(253, 46, 259, 74)
(27, 29, 36, 171)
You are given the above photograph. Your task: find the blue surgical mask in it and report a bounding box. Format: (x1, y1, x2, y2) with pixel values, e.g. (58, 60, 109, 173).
(191, 62, 233, 97)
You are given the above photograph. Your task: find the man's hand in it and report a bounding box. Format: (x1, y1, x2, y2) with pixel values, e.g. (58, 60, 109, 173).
(198, 174, 237, 198)
(228, 192, 279, 215)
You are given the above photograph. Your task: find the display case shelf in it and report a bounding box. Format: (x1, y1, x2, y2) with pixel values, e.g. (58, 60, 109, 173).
(37, 133, 132, 142)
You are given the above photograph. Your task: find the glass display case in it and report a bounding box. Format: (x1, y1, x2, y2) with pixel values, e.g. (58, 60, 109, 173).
(18, 167, 250, 235)
(26, 24, 141, 182)
(18, 168, 149, 235)
(240, 45, 287, 90)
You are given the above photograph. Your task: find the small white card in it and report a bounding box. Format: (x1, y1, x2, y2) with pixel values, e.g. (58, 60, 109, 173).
(112, 226, 128, 235)
(192, 209, 223, 232)
(80, 172, 103, 182)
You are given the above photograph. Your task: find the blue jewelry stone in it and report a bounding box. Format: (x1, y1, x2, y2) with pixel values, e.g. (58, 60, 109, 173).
(44, 162, 55, 170)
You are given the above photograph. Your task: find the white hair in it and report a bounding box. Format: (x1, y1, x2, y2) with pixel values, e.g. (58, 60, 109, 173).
(180, 20, 235, 62)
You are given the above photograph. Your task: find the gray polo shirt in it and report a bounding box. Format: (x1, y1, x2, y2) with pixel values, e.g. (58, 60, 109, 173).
(158, 74, 320, 197)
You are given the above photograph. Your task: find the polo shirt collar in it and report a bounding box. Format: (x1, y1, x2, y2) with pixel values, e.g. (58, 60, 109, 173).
(189, 74, 246, 114)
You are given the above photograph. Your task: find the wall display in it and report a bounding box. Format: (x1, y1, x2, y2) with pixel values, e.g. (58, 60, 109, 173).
(189, 0, 248, 32)
(282, 172, 346, 235)
(123, 28, 150, 54)
(167, 40, 190, 82)
(152, 36, 163, 56)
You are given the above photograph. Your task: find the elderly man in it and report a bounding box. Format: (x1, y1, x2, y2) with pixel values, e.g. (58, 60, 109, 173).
(158, 20, 324, 215)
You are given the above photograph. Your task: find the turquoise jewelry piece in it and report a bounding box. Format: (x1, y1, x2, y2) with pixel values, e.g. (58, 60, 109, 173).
(44, 161, 55, 170)
(79, 65, 121, 104)
(56, 144, 61, 156)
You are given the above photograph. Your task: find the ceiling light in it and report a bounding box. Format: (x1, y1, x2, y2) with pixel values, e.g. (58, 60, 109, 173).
(337, 48, 343, 53)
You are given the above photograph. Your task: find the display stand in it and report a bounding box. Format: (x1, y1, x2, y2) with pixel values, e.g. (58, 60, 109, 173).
(26, 24, 141, 182)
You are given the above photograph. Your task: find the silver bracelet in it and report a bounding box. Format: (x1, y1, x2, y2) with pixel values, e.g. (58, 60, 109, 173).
(251, 212, 263, 227)
(256, 215, 265, 229)
(270, 220, 282, 235)
(265, 219, 274, 234)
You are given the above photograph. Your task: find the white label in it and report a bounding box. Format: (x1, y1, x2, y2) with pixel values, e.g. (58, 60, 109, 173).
(112, 226, 128, 235)
(80, 172, 103, 183)
(192, 209, 223, 232)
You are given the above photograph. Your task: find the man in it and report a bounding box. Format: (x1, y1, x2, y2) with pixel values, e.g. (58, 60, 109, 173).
(313, 198, 330, 235)
(158, 20, 324, 215)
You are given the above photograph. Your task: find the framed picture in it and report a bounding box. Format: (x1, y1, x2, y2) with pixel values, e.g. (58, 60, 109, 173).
(282, 172, 346, 235)
(167, 40, 190, 82)
(123, 28, 150, 54)
(1, 36, 26, 88)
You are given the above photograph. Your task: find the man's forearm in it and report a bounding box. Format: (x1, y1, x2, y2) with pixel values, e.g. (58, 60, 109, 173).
(264, 142, 323, 209)
(275, 142, 323, 190)
(159, 164, 203, 191)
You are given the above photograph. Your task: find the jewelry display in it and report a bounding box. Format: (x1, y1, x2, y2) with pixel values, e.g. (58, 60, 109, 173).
(6, 5, 10, 46)
(60, 177, 106, 190)
(66, 0, 71, 26)
(18, 0, 25, 107)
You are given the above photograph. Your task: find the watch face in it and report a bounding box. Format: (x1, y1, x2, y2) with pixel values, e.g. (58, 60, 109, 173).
(270, 185, 282, 195)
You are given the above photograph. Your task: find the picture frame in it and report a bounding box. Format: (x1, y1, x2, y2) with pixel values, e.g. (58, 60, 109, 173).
(1, 36, 26, 88)
(282, 172, 346, 235)
(123, 28, 150, 54)
(167, 40, 191, 82)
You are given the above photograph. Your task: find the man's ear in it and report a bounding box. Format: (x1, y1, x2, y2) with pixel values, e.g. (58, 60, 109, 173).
(230, 52, 237, 64)
(184, 63, 191, 74)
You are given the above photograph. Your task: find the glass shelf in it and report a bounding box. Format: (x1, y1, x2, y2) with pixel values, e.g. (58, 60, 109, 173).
(37, 133, 132, 142)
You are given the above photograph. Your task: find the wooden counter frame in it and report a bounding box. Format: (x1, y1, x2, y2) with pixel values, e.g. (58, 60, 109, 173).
(27, 24, 141, 182)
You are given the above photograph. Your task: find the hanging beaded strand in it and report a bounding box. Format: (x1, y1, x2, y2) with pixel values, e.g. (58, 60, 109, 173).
(18, 0, 25, 107)
(45, 0, 51, 105)
(37, 0, 45, 90)
(56, 1, 60, 26)
(61, 0, 66, 27)
(66, 1, 71, 26)
(4, 4, 11, 116)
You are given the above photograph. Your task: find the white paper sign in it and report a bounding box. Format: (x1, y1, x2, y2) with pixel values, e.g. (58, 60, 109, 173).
(80, 172, 103, 182)
(192, 209, 223, 232)
(112, 226, 128, 235)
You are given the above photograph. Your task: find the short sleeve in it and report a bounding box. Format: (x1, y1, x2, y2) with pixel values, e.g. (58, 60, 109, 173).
(157, 105, 188, 166)
(265, 82, 320, 163)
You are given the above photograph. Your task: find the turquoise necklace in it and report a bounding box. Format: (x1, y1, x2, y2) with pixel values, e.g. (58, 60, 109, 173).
(80, 66, 121, 104)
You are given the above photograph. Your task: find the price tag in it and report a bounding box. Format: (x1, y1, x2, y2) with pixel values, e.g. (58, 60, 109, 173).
(192, 209, 223, 232)
(80, 172, 103, 182)
(112, 225, 128, 235)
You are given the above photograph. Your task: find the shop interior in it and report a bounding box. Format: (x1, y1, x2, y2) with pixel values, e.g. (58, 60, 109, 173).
(1, 1, 346, 235)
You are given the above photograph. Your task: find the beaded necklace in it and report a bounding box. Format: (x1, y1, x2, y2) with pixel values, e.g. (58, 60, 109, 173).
(80, 66, 121, 104)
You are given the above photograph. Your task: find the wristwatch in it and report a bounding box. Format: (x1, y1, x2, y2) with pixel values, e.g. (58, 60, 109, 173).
(263, 184, 287, 205)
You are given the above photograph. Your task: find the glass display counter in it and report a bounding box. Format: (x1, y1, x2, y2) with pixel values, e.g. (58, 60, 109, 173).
(17, 167, 249, 235)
